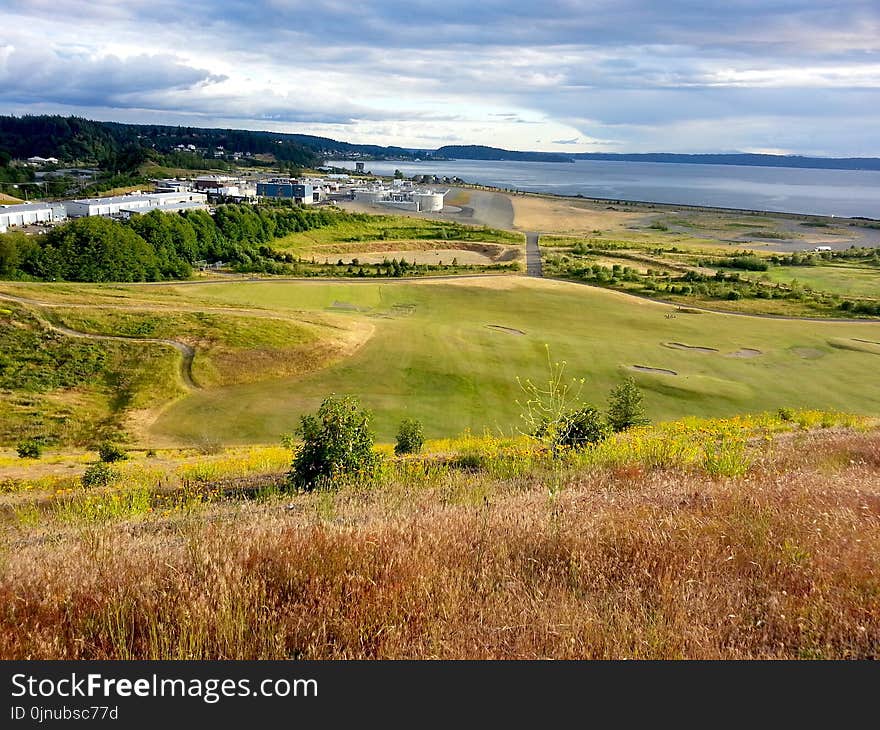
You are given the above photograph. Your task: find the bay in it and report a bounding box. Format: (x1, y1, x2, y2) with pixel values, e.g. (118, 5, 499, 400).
(328, 158, 880, 219)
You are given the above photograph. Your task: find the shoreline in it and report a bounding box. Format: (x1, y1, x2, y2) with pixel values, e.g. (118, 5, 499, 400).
(447, 181, 880, 224)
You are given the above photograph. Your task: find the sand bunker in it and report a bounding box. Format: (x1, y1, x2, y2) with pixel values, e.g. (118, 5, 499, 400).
(726, 348, 763, 358)
(487, 324, 526, 336)
(329, 301, 363, 312)
(631, 365, 678, 375)
(664, 342, 718, 353)
(829, 338, 880, 356)
(792, 347, 825, 359)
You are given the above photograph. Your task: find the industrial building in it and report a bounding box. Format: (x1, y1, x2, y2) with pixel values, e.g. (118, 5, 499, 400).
(352, 185, 446, 213)
(193, 175, 236, 191)
(0, 202, 67, 233)
(256, 179, 315, 204)
(63, 192, 208, 218)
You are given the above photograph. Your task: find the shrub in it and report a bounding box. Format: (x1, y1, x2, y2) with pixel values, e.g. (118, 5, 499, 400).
(16, 439, 42, 459)
(288, 395, 380, 491)
(82, 462, 116, 489)
(395, 418, 425, 455)
(554, 406, 610, 451)
(607, 377, 650, 432)
(98, 441, 128, 463)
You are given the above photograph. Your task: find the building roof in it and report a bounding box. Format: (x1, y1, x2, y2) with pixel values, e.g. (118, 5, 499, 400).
(0, 202, 58, 213)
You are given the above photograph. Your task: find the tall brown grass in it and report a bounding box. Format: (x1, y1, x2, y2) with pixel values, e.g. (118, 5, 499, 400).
(0, 429, 878, 659)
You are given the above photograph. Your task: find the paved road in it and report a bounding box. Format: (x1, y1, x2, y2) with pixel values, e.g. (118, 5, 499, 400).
(525, 232, 542, 277)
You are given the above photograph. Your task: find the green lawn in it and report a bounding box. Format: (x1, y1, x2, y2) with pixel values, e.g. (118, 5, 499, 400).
(760, 264, 880, 299)
(143, 277, 880, 445)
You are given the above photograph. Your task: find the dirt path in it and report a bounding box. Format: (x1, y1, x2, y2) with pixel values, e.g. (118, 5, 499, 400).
(525, 233, 543, 277)
(0, 292, 199, 389)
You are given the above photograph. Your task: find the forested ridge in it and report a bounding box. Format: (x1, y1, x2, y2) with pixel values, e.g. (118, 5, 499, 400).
(0, 115, 322, 170)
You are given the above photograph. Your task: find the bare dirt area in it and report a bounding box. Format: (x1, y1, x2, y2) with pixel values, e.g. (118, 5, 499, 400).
(356, 249, 494, 265)
(308, 240, 521, 265)
(512, 194, 643, 234)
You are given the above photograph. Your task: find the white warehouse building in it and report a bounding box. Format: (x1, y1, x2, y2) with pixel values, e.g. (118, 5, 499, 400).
(64, 192, 208, 218)
(0, 202, 68, 233)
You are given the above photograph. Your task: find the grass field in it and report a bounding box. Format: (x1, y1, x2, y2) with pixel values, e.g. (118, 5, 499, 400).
(2, 276, 880, 447)
(144, 277, 880, 445)
(273, 213, 523, 253)
(759, 263, 880, 299)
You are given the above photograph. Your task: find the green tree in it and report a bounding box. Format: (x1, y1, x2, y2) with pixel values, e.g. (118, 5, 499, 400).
(31, 217, 158, 282)
(607, 377, 649, 432)
(288, 395, 380, 491)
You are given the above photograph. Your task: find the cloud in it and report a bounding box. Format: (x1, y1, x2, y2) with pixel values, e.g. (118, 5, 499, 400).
(0, 1, 878, 154)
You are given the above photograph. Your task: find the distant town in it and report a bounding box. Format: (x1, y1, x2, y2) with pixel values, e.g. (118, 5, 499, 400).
(0, 164, 456, 235)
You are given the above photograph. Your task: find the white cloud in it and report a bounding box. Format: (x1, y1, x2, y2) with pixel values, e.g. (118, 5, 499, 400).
(0, 1, 878, 154)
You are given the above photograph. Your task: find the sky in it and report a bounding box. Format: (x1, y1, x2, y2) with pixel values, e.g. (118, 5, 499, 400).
(0, 1, 878, 156)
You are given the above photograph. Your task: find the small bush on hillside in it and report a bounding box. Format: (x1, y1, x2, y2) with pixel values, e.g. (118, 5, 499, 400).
(82, 462, 116, 489)
(98, 441, 128, 463)
(288, 395, 380, 491)
(545, 406, 610, 451)
(607, 377, 650, 432)
(395, 418, 425, 455)
(16, 439, 42, 459)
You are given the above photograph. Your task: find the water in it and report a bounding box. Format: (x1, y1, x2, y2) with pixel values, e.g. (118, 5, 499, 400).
(328, 158, 880, 219)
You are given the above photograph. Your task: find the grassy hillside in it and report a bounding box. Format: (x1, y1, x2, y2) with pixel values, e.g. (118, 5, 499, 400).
(146, 277, 880, 445)
(1, 414, 877, 659)
(3, 276, 878, 447)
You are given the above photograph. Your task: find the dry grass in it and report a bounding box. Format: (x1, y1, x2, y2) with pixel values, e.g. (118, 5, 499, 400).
(511, 194, 643, 234)
(0, 425, 878, 659)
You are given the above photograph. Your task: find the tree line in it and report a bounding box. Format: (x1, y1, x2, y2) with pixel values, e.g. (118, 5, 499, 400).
(0, 204, 364, 282)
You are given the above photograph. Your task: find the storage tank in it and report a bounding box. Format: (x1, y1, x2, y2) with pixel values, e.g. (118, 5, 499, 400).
(414, 191, 445, 212)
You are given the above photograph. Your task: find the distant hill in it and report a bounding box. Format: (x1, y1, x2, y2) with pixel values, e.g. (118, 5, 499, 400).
(569, 152, 880, 171)
(2, 115, 879, 173)
(0, 115, 323, 169)
(431, 145, 572, 163)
